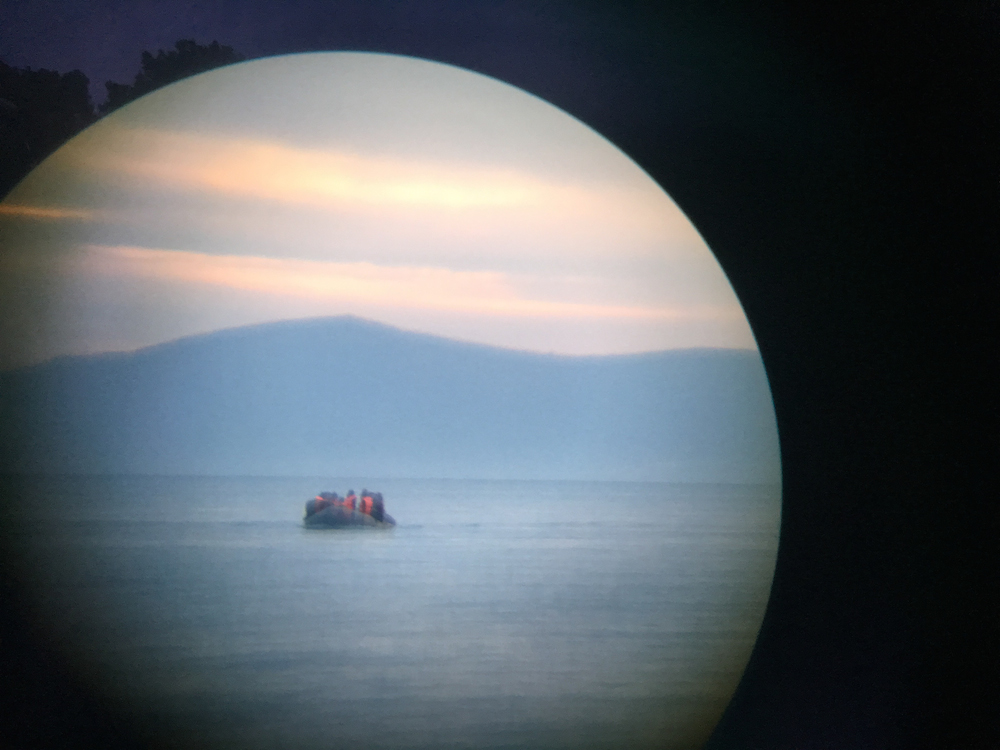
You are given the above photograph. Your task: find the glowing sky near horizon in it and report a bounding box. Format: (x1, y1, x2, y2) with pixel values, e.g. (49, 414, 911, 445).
(0, 52, 756, 368)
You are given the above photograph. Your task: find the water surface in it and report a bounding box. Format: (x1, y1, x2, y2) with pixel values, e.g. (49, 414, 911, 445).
(1, 476, 779, 750)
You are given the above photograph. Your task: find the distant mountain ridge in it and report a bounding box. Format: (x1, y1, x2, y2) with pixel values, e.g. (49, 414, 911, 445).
(0, 316, 781, 482)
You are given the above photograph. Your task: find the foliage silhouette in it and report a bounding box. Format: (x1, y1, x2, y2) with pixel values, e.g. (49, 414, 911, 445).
(0, 40, 244, 198)
(0, 61, 95, 198)
(100, 39, 245, 115)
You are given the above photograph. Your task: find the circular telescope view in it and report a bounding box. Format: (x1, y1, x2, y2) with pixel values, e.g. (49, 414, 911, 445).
(0, 53, 781, 750)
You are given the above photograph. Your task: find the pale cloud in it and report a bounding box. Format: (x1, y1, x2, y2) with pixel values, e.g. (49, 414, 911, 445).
(71, 244, 734, 322)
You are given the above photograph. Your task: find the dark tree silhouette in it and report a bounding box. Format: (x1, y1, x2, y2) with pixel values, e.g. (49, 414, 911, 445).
(100, 39, 245, 115)
(0, 61, 96, 198)
(0, 40, 244, 198)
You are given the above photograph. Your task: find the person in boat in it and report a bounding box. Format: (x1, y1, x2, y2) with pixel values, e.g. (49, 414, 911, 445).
(371, 492, 385, 522)
(343, 490, 357, 511)
(313, 492, 328, 512)
(359, 490, 374, 516)
(307, 491, 334, 516)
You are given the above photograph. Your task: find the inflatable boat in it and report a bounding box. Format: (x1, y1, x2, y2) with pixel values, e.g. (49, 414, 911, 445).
(303, 500, 396, 529)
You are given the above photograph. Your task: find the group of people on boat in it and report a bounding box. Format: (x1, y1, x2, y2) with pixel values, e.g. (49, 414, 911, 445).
(310, 488, 387, 522)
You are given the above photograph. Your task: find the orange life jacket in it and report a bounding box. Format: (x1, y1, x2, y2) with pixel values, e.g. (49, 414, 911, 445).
(360, 496, 373, 514)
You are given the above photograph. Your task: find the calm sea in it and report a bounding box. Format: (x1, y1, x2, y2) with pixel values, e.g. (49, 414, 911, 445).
(0, 475, 780, 750)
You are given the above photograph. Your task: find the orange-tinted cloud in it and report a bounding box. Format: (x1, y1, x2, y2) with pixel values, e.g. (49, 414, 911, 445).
(76, 128, 549, 209)
(0, 204, 96, 220)
(73, 244, 729, 321)
(67, 127, 703, 247)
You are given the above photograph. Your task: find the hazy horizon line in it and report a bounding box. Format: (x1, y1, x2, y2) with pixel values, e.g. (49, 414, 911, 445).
(0, 470, 781, 487)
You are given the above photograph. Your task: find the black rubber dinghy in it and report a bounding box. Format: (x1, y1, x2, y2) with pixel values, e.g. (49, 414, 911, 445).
(304, 501, 396, 529)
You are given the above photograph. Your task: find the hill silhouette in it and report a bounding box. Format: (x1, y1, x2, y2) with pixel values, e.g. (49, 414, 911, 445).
(0, 316, 780, 482)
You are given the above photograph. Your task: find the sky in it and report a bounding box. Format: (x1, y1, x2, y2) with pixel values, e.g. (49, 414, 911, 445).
(0, 0, 637, 108)
(0, 52, 757, 369)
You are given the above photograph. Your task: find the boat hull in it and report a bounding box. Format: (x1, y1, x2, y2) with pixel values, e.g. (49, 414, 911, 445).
(304, 505, 396, 529)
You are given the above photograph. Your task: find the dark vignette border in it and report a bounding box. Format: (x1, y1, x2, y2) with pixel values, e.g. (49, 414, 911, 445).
(1, 2, 995, 748)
